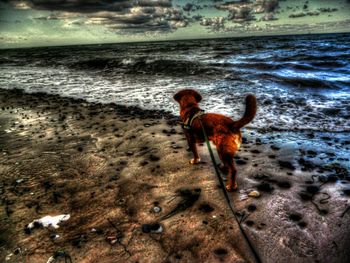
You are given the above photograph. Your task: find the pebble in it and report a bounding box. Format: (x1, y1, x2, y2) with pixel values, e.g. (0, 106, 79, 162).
(239, 194, 248, 201)
(141, 223, 163, 233)
(5, 253, 13, 261)
(248, 190, 261, 198)
(153, 206, 162, 213)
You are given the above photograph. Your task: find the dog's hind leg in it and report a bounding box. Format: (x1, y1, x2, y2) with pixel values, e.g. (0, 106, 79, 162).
(224, 156, 238, 192)
(185, 131, 201, 164)
(217, 141, 238, 191)
(217, 151, 229, 174)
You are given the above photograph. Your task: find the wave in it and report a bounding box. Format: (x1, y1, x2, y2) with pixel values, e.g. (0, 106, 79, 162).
(69, 57, 223, 76)
(258, 73, 339, 89)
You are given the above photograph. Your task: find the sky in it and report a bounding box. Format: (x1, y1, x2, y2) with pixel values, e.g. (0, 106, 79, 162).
(0, 0, 350, 48)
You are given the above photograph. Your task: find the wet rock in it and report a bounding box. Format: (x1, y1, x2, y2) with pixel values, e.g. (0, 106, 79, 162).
(270, 145, 280, 151)
(214, 248, 228, 256)
(306, 185, 320, 194)
(119, 160, 127, 165)
(141, 223, 163, 233)
(198, 203, 214, 213)
(140, 161, 149, 166)
(306, 150, 317, 157)
(257, 182, 274, 193)
(153, 206, 162, 213)
(289, 213, 302, 221)
(247, 204, 257, 212)
(278, 160, 296, 170)
(277, 181, 291, 189)
(236, 159, 247, 165)
(149, 154, 160, 161)
(298, 191, 313, 201)
(248, 190, 261, 198)
(251, 149, 260, 154)
(245, 220, 254, 226)
(298, 221, 307, 228)
(298, 158, 316, 171)
(321, 108, 341, 116)
(253, 173, 269, 180)
(343, 187, 350, 196)
(13, 247, 21, 255)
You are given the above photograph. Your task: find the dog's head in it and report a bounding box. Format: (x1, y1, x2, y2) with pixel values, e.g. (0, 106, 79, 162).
(173, 89, 202, 109)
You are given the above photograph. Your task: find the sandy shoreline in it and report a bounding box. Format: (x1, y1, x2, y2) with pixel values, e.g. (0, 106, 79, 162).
(1, 88, 350, 263)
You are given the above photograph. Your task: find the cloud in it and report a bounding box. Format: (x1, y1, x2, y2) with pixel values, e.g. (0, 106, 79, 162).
(318, 7, 338, 13)
(5, 0, 189, 33)
(182, 3, 202, 12)
(289, 11, 319, 18)
(216, 0, 280, 23)
(257, 0, 279, 13)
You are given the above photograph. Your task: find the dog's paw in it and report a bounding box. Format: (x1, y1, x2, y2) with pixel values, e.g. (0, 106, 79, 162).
(225, 183, 238, 192)
(189, 158, 201, 165)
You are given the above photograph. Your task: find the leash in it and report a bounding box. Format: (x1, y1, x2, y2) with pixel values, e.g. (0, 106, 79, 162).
(198, 118, 262, 263)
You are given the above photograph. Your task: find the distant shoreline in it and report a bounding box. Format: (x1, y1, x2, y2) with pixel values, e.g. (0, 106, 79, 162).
(1, 31, 349, 51)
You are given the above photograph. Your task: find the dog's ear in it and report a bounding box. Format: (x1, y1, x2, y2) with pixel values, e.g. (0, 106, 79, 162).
(192, 91, 202, 103)
(173, 91, 183, 102)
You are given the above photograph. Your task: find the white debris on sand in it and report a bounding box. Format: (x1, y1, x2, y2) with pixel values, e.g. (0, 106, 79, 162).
(5, 253, 13, 261)
(27, 214, 70, 229)
(46, 256, 55, 263)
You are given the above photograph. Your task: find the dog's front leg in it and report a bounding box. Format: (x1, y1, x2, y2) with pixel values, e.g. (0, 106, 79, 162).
(184, 131, 200, 164)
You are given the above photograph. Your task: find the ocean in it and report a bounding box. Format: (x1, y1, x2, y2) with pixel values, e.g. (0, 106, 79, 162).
(0, 33, 349, 133)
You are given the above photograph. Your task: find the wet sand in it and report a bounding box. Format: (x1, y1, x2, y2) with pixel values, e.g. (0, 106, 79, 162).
(1, 89, 350, 263)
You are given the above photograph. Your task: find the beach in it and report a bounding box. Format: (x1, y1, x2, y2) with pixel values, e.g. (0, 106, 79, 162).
(1, 88, 350, 263)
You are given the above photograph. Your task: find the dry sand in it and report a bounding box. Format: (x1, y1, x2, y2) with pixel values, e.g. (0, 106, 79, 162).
(1, 89, 350, 263)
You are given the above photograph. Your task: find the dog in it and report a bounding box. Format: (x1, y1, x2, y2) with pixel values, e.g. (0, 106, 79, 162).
(174, 89, 257, 191)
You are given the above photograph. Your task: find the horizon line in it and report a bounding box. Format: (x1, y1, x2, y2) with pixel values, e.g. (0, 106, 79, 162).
(1, 30, 349, 50)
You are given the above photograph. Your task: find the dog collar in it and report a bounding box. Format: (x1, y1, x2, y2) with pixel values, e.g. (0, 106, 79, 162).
(181, 110, 205, 130)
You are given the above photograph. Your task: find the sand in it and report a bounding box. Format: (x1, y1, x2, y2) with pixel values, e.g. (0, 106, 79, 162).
(1, 88, 350, 263)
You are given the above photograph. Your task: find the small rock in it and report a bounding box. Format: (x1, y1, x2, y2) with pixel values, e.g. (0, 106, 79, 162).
(277, 181, 291, 189)
(289, 213, 302, 221)
(248, 190, 261, 198)
(5, 253, 13, 261)
(257, 182, 274, 193)
(153, 206, 162, 213)
(141, 223, 163, 233)
(279, 160, 296, 170)
(199, 204, 214, 213)
(149, 154, 160, 161)
(49, 233, 60, 240)
(247, 204, 257, 212)
(214, 248, 228, 256)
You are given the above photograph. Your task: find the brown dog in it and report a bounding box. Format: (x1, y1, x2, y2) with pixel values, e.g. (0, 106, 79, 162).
(174, 89, 257, 191)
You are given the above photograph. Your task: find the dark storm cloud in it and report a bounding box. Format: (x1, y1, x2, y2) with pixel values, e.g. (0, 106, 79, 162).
(260, 0, 279, 13)
(318, 7, 338, 13)
(289, 11, 319, 18)
(182, 3, 202, 12)
(4, 0, 189, 33)
(200, 16, 225, 31)
(10, 0, 172, 12)
(216, 0, 280, 23)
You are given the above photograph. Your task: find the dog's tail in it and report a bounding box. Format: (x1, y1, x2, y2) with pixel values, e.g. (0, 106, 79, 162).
(231, 94, 257, 129)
